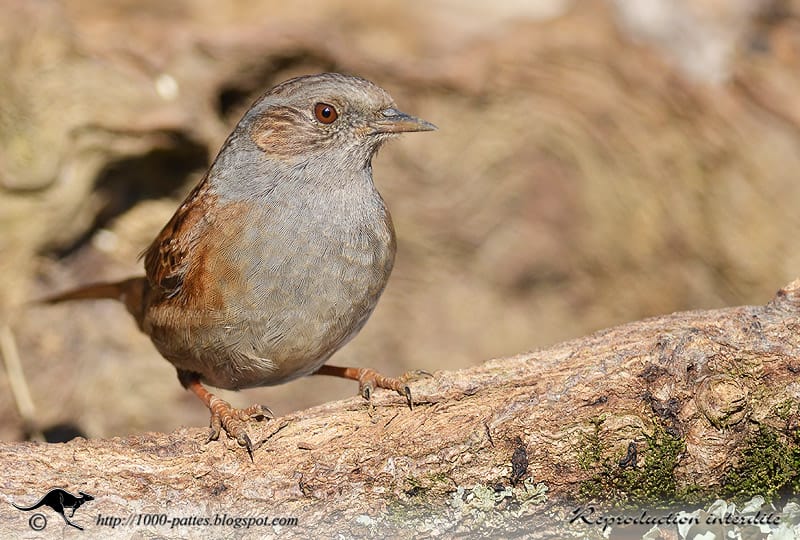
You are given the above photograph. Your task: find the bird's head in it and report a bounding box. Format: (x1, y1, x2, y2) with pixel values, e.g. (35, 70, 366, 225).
(241, 73, 435, 171)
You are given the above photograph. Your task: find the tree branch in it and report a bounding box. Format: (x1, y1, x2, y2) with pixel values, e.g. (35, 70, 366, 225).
(2, 280, 800, 537)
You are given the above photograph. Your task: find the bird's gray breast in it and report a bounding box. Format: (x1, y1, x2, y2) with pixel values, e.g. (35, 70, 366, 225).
(215, 180, 396, 388)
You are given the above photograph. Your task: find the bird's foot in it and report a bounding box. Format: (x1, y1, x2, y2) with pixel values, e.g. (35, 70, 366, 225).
(180, 372, 272, 460)
(314, 365, 431, 409)
(356, 368, 432, 409)
(206, 396, 273, 459)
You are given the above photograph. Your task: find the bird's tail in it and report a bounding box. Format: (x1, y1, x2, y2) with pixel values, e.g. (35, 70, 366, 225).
(40, 281, 128, 303)
(39, 277, 148, 326)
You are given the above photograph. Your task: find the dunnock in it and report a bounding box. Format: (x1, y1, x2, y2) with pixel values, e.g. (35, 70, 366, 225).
(44, 73, 436, 457)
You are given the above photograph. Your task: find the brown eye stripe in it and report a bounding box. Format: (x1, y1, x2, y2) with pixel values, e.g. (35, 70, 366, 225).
(314, 103, 338, 124)
(251, 108, 335, 160)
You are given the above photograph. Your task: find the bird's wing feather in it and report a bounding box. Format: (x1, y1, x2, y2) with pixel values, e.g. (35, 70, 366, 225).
(142, 177, 216, 298)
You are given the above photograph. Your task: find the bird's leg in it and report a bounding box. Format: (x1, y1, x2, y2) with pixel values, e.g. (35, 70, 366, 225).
(313, 365, 431, 409)
(178, 371, 272, 460)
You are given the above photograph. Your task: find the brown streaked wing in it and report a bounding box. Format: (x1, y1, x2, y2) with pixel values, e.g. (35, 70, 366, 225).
(142, 177, 216, 298)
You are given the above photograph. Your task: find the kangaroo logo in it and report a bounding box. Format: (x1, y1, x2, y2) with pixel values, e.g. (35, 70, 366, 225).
(12, 488, 94, 530)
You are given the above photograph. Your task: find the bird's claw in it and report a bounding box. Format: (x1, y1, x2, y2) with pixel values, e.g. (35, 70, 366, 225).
(208, 414, 223, 442)
(206, 397, 271, 461)
(356, 368, 431, 410)
(360, 382, 373, 401)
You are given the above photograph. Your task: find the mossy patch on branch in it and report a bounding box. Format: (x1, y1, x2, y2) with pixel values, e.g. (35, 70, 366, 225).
(577, 415, 606, 471)
(578, 421, 686, 507)
(720, 426, 800, 503)
(578, 415, 800, 507)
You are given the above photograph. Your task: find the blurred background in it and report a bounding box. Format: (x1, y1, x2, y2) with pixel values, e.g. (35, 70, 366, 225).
(1, 0, 799, 442)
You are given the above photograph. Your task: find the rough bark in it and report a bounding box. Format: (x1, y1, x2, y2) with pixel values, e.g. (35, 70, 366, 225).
(2, 280, 800, 538)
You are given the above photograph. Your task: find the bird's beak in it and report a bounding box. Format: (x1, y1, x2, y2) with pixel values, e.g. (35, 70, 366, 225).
(371, 108, 437, 134)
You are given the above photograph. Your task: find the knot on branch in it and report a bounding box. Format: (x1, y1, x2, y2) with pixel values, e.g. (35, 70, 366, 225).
(694, 375, 749, 428)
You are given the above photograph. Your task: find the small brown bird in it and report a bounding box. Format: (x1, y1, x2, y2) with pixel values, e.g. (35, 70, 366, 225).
(44, 73, 435, 456)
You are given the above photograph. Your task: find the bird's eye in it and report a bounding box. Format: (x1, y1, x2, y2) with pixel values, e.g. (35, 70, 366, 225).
(314, 102, 338, 124)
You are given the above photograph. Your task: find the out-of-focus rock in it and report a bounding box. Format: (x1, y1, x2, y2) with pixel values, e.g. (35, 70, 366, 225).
(612, 0, 772, 83)
(0, 2, 204, 315)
